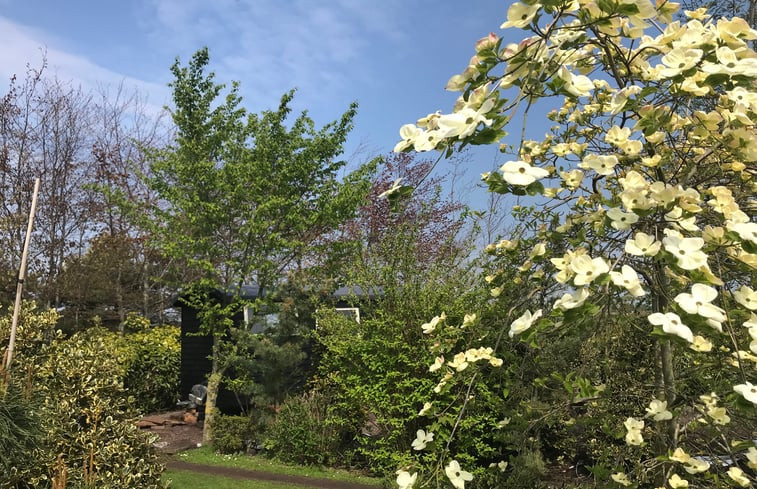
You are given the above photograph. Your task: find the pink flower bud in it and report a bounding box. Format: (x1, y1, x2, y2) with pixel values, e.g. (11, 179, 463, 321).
(475, 32, 499, 52)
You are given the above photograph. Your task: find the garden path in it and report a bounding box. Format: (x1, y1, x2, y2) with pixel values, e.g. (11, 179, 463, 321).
(166, 460, 380, 489)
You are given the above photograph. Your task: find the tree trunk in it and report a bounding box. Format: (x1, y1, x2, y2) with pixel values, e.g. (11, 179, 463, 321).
(116, 265, 125, 333)
(653, 257, 678, 456)
(660, 339, 677, 443)
(202, 334, 223, 445)
(202, 371, 221, 446)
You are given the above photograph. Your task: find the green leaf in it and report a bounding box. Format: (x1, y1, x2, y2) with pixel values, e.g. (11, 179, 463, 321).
(525, 181, 545, 196)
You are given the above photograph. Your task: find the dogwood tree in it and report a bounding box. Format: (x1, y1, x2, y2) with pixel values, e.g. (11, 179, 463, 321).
(391, 1, 756, 487)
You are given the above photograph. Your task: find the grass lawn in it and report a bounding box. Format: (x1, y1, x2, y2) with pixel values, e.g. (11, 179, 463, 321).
(164, 468, 308, 488)
(166, 447, 383, 488)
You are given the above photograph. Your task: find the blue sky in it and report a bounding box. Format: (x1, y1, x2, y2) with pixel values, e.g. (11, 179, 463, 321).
(1, 0, 525, 209)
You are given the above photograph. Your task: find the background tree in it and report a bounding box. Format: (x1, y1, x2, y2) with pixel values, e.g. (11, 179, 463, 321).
(339, 152, 468, 272)
(0, 64, 96, 308)
(0, 60, 171, 327)
(84, 84, 172, 328)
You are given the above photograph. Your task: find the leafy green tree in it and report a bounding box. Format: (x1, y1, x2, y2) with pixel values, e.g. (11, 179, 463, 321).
(142, 47, 375, 443)
(311, 171, 480, 472)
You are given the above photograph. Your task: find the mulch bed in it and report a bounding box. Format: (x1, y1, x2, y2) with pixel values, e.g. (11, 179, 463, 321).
(138, 410, 204, 455)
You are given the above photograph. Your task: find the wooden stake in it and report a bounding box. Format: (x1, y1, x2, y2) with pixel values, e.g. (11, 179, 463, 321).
(5, 177, 40, 371)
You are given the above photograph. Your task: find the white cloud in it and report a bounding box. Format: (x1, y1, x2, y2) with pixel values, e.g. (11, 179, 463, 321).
(0, 15, 169, 112)
(140, 0, 407, 109)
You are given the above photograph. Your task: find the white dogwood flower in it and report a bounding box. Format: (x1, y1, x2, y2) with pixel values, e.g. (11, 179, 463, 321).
(421, 313, 446, 334)
(625, 232, 661, 256)
(624, 417, 644, 445)
(734, 285, 757, 310)
(509, 309, 542, 337)
(645, 399, 672, 421)
(411, 429, 434, 450)
(445, 460, 474, 489)
(437, 99, 494, 139)
(462, 313, 477, 328)
(707, 406, 730, 425)
(727, 467, 751, 487)
(501, 2, 541, 28)
(394, 125, 422, 152)
(611, 472, 632, 486)
(579, 154, 618, 175)
(734, 381, 757, 405)
(448, 352, 469, 372)
(500, 160, 550, 186)
(670, 447, 691, 463)
(683, 457, 710, 474)
(570, 255, 610, 286)
(560, 169, 584, 189)
(559, 67, 595, 97)
(674, 284, 726, 329)
(659, 47, 703, 78)
(663, 235, 708, 270)
(607, 207, 639, 231)
(668, 473, 689, 488)
(648, 312, 694, 342)
(746, 446, 757, 470)
(690, 335, 713, 352)
(418, 402, 433, 416)
(553, 288, 590, 311)
(396, 470, 417, 489)
(610, 265, 646, 296)
(728, 221, 757, 245)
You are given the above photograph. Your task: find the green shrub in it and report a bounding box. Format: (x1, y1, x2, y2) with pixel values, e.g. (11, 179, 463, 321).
(123, 325, 180, 413)
(33, 331, 167, 488)
(1, 304, 167, 488)
(69, 320, 180, 413)
(123, 311, 151, 333)
(0, 301, 59, 366)
(212, 413, 258, 454)
(263, 391, 341, 466)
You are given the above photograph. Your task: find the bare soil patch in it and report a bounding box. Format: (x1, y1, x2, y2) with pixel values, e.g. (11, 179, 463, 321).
(139, 410, 203, 455)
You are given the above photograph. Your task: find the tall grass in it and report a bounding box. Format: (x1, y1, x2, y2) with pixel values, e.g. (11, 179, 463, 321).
(0, 383, 43, 485)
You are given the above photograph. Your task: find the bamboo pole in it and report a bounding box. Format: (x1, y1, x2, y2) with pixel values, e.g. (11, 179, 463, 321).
(5, 177, 40, 371)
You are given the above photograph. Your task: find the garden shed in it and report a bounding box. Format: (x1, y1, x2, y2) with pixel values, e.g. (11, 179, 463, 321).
(178, 284, 375, 413)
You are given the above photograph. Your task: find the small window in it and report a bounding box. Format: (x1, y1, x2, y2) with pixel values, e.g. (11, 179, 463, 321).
(314, 307, 361, 330)
(244, 306, 279, 334)
(334, 307, 360, 323)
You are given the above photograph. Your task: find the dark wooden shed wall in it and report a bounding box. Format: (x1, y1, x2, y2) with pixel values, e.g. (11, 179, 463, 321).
(179, 306, 240, 413)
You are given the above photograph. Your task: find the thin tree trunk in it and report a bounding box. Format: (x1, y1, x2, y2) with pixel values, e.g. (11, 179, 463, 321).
(202, 335, 222, 445)
(653, 257, 678, 453)
(659, 340, 677, 443)
(116, 265, 125, 333)
(142, 269, 150, 319)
